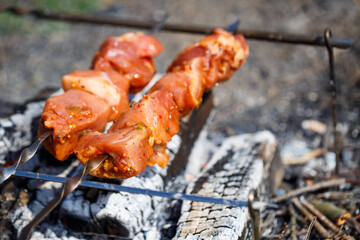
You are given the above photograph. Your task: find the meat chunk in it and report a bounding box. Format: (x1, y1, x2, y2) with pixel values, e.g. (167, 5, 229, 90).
(75, 29, 249, 179)
(75, 90, 180, 179)
(38, 89, 110, 161)
(62, 70, 129, 121)
(115, 32, 164, 58)
(110, 90, 180, 144)
(168, 28, 249, 91)
(149, 71, 204, 116)
(92, 32, 163, 93)
(75, 125, 154, 179)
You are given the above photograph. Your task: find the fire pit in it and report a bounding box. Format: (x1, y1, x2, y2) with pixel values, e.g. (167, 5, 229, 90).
(0, 2, 358, 239)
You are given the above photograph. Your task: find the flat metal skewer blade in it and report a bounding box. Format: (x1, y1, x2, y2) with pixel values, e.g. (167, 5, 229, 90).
(148, 13, 168, 35)
(19, 154, 107, 240)
(226, 19, 240, 33)
(0, 130, 52, 184)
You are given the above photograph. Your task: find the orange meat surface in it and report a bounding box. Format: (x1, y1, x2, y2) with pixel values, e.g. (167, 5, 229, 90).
(92, 32, 163, 93)
(62, 70, 130, 121)
(38, 32, 163, 161)
(75, 125, 154, 179)
(76, 29, 249, 179)
(38, 89, 110, 161)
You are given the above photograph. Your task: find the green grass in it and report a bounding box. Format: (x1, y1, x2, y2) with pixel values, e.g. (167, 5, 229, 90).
(0, 0, 100, 35)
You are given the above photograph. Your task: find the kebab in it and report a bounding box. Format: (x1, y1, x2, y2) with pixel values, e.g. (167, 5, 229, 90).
(75, 28, 249, 179)
(19, 25, 248, 239)
(37, 32, 163, 161)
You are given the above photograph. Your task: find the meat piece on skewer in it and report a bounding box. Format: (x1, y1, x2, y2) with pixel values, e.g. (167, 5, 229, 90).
(38, 89, 110, 161)
(75, 28, 249, 179)
(62, 70, 130, 121)
(92, 32, 163, 93)
(168, 28, 249, 91)
(148, 71, 203, 116)
(38, 32, 163, 161)
(75, 90, 180, 178)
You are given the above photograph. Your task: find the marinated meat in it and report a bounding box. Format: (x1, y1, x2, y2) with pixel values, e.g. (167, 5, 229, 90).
(38, 32, 163, 161)
(75, 125, 154, 179)
(62, 70, 129, 121)
(109, 90, 180, 144)
(168, 28, 249, 91)
(148, 71, 204, 116)
(92, 33, 163, 93)
(76, 29, 249, 179)
(38, 89, 110, 161)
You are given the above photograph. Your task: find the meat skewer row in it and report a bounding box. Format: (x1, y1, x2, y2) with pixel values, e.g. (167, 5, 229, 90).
(75, 28, 249, 179)
(37, 32, 163, 161)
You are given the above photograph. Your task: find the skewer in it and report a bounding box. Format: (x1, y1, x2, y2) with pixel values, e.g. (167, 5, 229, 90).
(0, 14, 168, 185)
(19, 154, 107, 240)
(18, 16, 169, 239)
(0, 130, 52, 184)
(20, 19, 242, 238)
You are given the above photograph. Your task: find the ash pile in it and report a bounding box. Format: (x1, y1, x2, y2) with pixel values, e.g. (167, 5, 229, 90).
(0, 91, 279, 239)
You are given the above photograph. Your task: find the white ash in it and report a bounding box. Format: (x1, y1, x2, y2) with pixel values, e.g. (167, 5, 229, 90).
(184, 125, 218, 178)
(0, 89, 63, 164)
(302, 152, 336, 176)
(280, 139, 309, 160)
(0, 101, 44, 163)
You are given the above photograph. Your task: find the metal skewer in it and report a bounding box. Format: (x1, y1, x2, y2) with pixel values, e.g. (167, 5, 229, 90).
(18, 18, 242, 239)
(19, 16, 170, 240)
(19, 154, 107, 240)
(0, 13, 169, 187)
(0, 130, 52, 184)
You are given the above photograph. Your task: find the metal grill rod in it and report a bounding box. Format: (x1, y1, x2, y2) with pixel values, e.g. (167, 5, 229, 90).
(14, 170, 250, 207)
(0, 5, 355, 49)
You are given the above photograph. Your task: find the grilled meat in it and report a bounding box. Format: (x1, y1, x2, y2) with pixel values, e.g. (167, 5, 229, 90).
(62, 70, 130, 121)
(38, 89, 110, 161)
(75, 28, 249, 179)
(38, 32, 163, 160)
(92, 32, 163, 93)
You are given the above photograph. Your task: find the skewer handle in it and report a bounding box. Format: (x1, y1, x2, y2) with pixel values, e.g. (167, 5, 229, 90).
(149, 13, 168, 35)
(19, 155, 107, 240)
(0, 130, 52, 184)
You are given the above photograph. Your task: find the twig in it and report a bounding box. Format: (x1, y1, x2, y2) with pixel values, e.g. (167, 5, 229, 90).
(314, 191, 354, 200)
(304, 217, 317, 240)
(276, 223, 288, 240)
(289, 203, 298, 240)
(310, 200, 351, 225)
(300, 198, 340, 233)
(282, 148, 326, 165)
(272, 178, 346, 203)
(291, 198, 332, 238)
(346, 217, 360, 235)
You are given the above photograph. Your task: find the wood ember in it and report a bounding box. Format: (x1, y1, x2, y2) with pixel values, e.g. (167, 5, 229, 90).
(173, 131, 279, 239)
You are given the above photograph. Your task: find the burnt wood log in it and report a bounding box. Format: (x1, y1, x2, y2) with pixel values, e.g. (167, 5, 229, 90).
(173, 131, 279, 239)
